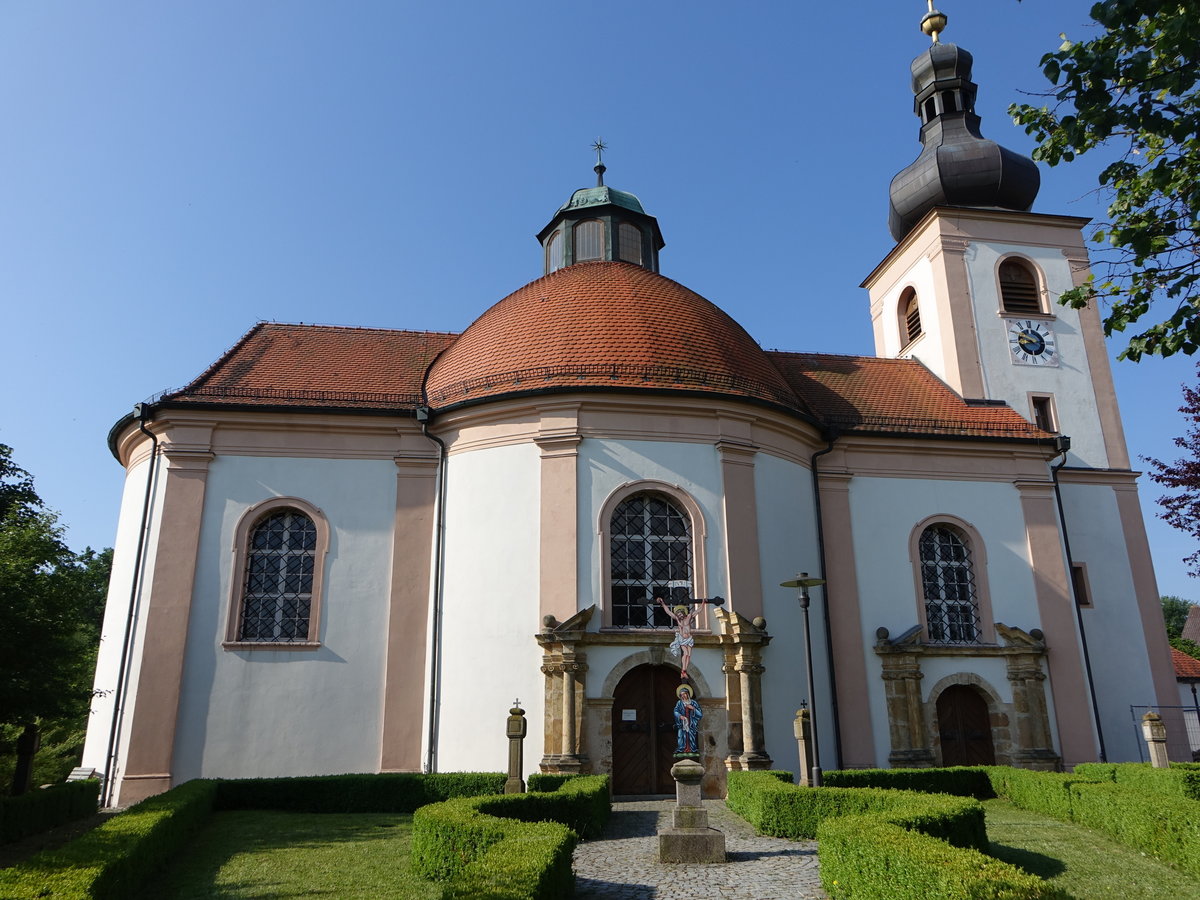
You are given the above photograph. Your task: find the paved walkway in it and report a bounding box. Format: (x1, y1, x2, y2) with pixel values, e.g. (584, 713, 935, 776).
(572, 799, 827, 900)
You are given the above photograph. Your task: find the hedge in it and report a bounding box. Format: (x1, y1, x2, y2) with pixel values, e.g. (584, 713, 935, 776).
(1, 780, 100, 845)
(824, 766, 994, 800)
(0, 771, 508, 899)
(1068, 780, 1200, 878)
(819, 815, 1070, 900)
(213, 771, 505, 812)
(526, 772, 581, 793)
(728, 771, 986, 849)
(1074, 761, 1200, 802)
(727, 772, 1061, 900)
(0, 778, 218, 900)
(411, 774, 610, 900)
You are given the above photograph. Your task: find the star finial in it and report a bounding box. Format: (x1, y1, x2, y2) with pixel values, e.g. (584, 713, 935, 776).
(592, 138, 608, 187)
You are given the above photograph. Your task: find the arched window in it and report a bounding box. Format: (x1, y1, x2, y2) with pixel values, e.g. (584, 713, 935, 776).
(899, 287, 922, 345)
(919, 523, 982, 644)
(618, 223, 643, 265)
(609, 492, 693, 628)
(225, 498, 329, 647)
(999, 259, 1043, 315)
(546, 231, 563, 273)
(574, 219, 604, 262)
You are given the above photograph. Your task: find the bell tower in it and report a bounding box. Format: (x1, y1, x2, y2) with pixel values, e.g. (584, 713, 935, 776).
(862, 7, 1128, 470)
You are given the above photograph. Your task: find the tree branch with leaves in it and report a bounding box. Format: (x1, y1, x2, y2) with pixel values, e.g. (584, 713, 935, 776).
(1011, 0, 1200, 360)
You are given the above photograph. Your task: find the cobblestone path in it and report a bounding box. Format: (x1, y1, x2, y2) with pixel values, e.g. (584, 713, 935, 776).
(572, 799, 828, 899)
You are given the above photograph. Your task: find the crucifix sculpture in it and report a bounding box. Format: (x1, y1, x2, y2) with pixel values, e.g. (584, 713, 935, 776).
(654, 593, 725, 680)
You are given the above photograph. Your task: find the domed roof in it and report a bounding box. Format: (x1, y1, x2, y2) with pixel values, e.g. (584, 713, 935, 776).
(558, 185, 646, 215)
(425, 261, 799, 409)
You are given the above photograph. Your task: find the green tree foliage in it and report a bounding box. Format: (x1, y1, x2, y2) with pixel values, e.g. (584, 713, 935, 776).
(1163, 595, 1194, 639)
(0, 445, 111, 792)
(1161, 595, 1200, 660)
(1010, 0, 1200, 360)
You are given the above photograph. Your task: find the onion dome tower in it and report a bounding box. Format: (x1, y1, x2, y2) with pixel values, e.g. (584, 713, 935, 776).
(536, 140, 665, 275)
(887, 5, 1040, 241)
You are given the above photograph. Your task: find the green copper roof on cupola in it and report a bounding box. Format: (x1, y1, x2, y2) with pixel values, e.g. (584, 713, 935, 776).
(536, 140, 664, 274)
(557, 138, 647, 214)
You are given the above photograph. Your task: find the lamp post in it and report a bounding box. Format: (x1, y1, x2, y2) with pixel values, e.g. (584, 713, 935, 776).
(781, 572, 826, 786)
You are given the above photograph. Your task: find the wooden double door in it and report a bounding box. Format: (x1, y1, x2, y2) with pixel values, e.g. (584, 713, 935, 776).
(611, 664, 681, 795)
(937, 684, 996, 766)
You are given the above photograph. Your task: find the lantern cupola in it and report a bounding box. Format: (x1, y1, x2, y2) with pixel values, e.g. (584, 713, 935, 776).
(536, 141, 665, 274)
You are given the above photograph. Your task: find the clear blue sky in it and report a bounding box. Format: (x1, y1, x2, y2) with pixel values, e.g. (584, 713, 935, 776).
(1, 1, 1196, 600)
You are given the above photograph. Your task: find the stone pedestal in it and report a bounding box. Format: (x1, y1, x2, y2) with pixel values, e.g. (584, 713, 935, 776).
(658, 758, 726, 863)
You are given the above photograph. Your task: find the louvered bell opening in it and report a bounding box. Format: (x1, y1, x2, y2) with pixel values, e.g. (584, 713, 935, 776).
(999, 261, 1042, 315)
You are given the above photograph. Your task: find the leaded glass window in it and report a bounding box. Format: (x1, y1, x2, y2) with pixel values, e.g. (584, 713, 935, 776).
(546, 231, 563, 273)
(609, 493, 692, 628)
(574, 219, 604, 262)
(618, 223, 643, 265)
(919, 524, 981, 644)
(239, 508, 317, 642)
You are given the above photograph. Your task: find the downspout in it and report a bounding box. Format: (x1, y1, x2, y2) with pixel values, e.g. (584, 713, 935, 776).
(1051, 437, 1107, 762)
(810, 431, 843, 769)
(102, 404, 159, 808)
(417, 407, 447, 773)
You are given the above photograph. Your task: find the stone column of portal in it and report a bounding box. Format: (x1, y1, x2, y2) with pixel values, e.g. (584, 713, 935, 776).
(538, 653, 563, 770)
(736, 650, 771, 768)
(879, 649, 934, 767)
(558, 648, 585, 772)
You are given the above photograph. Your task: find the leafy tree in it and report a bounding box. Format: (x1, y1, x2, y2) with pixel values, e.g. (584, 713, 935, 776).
(0, 444, 111, 794)
(1162, 595, 1194, 639)
(1146, 370, 1200, 578)
(1010, 0, 1200, 360)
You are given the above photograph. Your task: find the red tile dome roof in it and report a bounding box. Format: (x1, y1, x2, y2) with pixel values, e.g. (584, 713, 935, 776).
(425, 261, 801, 409)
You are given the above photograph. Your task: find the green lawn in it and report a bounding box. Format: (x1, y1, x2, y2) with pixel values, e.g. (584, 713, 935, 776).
(984, 799, 1200, 900)
(144, 810, 444, 899)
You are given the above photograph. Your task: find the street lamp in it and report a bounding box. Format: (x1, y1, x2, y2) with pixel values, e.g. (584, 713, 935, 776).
(781, 572, 826, 786)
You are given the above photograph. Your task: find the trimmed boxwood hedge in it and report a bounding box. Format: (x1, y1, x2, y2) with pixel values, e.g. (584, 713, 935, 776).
(728, 771, 1065, 900)
(411, 774, 610, 900)
(824, 764, 1200, 883)
(824, 766, 994, 800)
(0, 778, 218, 900)
(1068, 780, 1200, 877)
(819, 814, 1070, 900)
(213, 770, 506, 812)
(1074, 761, 1200, 802)
(1, 779, 100, 845)
(0, 771, 509, 899)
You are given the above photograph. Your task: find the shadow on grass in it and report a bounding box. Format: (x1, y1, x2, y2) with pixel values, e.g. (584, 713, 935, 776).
(988, 841, 1067, 879)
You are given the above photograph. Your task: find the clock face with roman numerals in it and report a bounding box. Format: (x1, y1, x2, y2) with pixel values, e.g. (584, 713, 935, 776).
(1007, 319, 1059, 366)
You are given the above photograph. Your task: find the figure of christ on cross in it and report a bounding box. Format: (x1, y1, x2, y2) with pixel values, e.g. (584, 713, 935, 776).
(653, 594, 717, 679)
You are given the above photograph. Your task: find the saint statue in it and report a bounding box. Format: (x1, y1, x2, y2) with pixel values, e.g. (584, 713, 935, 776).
(674, 683, 702, 755)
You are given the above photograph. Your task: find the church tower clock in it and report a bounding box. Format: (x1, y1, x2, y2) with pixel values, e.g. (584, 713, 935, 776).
(861, 9, 1129, 470)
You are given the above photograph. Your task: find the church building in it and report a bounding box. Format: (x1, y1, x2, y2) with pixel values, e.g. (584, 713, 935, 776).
(83, 13, 1180, 806)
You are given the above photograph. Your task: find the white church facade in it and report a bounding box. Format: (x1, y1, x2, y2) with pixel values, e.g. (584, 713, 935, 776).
(83, 25, 1180, 806)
